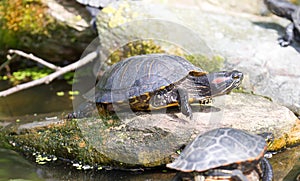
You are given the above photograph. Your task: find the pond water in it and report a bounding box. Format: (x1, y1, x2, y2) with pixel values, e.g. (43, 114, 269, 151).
(0, 81, 300, 180)
(0, 147, 299, 181)
(0, 81, 73, 119)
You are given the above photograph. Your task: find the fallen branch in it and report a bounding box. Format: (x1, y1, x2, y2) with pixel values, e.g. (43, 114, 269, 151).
(8, 49, 61, 71)
(0, 50, 98, 97)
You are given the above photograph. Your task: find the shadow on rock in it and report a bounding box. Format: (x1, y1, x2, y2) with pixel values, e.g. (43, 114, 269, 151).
(252, 21, 300, 52)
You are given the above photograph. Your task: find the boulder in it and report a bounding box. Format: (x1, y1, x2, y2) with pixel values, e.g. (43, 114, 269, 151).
(95, 0, 300, 115)
(2, 93, 298, 168)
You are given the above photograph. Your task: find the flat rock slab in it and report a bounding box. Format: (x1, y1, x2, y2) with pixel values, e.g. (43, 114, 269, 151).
(189, 93, 296, 137)
(77, 90, 298, 166)
(4, 93, 298, 167)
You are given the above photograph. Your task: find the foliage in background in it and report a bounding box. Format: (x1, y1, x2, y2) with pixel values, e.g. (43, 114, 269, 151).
(0, 0, 83, 86)
(291, 0, 300, 5)
(0, 0, 54, 54)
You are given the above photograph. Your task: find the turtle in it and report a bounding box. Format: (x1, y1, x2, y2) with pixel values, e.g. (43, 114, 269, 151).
(264, 0, 300, 47)
(85, 54, 243, 118)
(166, 128, 273, 181)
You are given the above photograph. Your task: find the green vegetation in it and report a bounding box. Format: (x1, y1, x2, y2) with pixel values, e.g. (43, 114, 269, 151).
(0, 0, 84, 86)
(3, 118, 121, 167)
(0, 0, 54, 53)
(108, 40, 165, 65)
(0, 0, 56, 85)
(185, 54, 224, 72)
(0, 67, 53, 85)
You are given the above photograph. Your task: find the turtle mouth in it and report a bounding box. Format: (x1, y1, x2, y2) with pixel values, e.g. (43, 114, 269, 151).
(231, 71, 244, 87)
(224, 70, 244, 93)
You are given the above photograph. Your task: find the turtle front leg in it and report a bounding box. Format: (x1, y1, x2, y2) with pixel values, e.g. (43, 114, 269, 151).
(177, 88, 192, 119)
(261, 157, 273, 181)
(278, 23, 294, 47)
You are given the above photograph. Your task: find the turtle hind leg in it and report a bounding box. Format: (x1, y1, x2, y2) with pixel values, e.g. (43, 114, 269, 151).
(66, 101, 96, 119)
(177, 88, 193, 119)
(278, 23, 294, 47)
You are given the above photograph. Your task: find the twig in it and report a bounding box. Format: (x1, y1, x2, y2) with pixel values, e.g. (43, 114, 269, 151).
(8, 49, 61, 71)
(0, 54, 15, 72)
(0, 51, 98, 97)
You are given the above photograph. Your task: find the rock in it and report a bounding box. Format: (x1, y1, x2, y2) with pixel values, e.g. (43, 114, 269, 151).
(172, 1, 300, 115)
(95, 0, 300, 115)
(187, 93, 297, 139)
(18, 0, 97, 62)
(2, 93, 298, 168)
(42, 0, 90, 31)
(269, 144, 300, 180)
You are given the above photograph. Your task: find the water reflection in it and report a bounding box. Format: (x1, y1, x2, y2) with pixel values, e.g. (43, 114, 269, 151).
(0, 148, 42, 180)
(284, 162, 300, 181)
(0, 80, 73, 119)
(0, 148, 175, 181)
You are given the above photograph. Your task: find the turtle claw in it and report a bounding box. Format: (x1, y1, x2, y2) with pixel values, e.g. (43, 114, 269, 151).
(278, 37, 291, 47)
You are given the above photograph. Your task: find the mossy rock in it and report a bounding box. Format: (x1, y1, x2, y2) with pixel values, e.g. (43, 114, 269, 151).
(2, 114, 192, 168)
(1, 93, 299, 168)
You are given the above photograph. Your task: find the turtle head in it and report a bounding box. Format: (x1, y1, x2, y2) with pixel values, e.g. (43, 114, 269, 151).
(207, 70, 243, 96)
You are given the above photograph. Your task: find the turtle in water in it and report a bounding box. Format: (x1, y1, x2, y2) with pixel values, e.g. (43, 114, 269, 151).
(264, 0, 300, 47)
(81, 54, 243, 118)
(167, 128, 273, 181)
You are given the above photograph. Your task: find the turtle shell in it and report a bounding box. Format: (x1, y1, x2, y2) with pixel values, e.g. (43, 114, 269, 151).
(166, 128, 267, 173)
(94, 54, 206, 103)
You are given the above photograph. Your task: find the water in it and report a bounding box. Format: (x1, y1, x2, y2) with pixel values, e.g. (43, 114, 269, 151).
(0, 148, 176, 181)
(0, 147, 299, 180)
(0, 80, 73, 119)
(0, 148, 42, 181)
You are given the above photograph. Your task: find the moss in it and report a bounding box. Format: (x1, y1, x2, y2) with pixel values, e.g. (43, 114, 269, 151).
(0, 130, 12, 149)
(2, 117, 145, 167)
(184, 54, 224, 72)
(98, 1, 139, 32)
(0, 0, 54, 51)
(108, 40, 166, 65)
(268, 136, 288, 151)
(0, 0, 93, 65)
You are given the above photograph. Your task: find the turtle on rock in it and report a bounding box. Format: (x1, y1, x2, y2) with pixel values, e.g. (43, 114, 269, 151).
(264, 0, 300, 47)
(79, 54, 243, 119)
(167, 128, 273, 181)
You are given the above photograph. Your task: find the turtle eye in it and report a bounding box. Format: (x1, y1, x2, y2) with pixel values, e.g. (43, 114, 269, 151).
(233, 74, 239, 79)
(231, 71, 243, 80)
